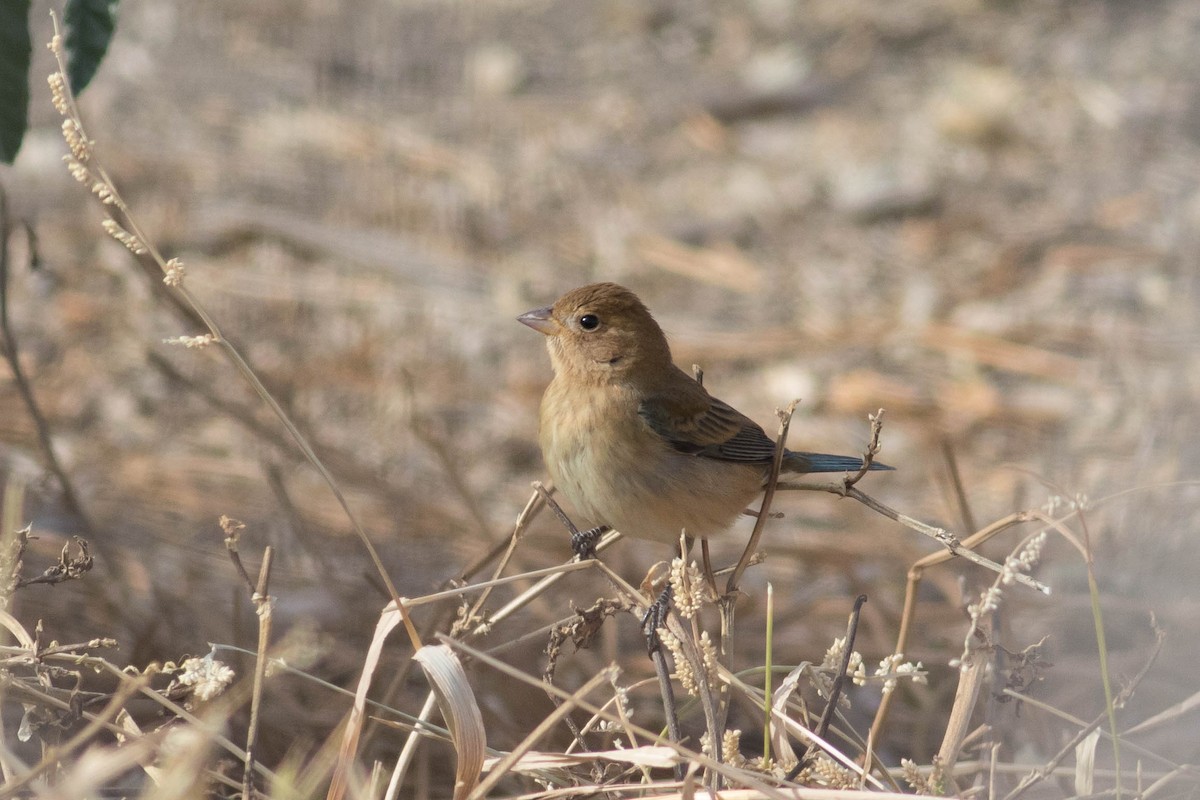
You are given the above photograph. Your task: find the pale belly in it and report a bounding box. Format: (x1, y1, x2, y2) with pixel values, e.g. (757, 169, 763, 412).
(541, 393, 764, 545)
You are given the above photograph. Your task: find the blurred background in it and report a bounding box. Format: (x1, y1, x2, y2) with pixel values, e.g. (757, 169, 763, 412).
(3, 0, 1200, 787)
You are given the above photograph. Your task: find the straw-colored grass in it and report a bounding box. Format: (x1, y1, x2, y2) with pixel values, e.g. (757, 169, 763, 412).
(3, 3, 1200, 798)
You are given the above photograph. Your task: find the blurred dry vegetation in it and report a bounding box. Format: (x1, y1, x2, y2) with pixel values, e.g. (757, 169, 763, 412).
(3, 0, 1200, 796)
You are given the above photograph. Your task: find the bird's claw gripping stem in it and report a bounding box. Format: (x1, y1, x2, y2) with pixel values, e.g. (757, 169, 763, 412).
(571, 525, 610, 560)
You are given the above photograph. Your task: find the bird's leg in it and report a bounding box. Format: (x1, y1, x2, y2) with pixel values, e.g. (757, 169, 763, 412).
(532, 483, 609, 560)
(639, 578, 685, 779)
(570, 525, 610, 560)
(640, 581, 673, 655)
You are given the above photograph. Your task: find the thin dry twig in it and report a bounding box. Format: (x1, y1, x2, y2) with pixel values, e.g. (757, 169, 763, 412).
(13, 536, 93, 589)
(442, 636, 800, 799)
(866, 509, 1039, 752)
(788, 595, 867, 780)
(220, 515, 255, 593)
(456, 486, 548, 634)
(243, 546, 275, 800)
(725, 400, 798, 598)
(543, 598, 625, 758)
(773, 410, 1048, 594)
(838, 409, 886, 490)
(775, 481, 1050, 595)
(469, 667, 617, 799)
(46, 14, 416, 646)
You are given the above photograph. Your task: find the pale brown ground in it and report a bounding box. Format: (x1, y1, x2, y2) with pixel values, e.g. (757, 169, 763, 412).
(4, 0, 1200, 791)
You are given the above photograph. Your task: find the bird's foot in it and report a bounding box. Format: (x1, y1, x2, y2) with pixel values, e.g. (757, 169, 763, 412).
(570, 525, 610, 560)
(640, 583, 673, 656)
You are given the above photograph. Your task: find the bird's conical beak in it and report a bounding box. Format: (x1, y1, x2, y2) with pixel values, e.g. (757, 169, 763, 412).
(517, 305, 558, 335)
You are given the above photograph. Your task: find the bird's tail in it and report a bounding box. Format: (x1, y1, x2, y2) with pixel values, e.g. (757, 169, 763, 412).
(782, 450, 894, 474)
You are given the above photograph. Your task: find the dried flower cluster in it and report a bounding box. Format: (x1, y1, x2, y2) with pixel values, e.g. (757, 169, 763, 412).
(657, 627, 719, 699)
(795, 754, 860, 789)
(875, 653, 927, 697)
(177, 655, 236, 702)
(815, 637, 925, 700)
(667, 558, 711, 619)
(953, 530, 1048, 671)
(101, 219, 148, 255)
(163, 335, 218, 349)
(47, 26, 188, 287)
(701, 729, 745, 768)
(901, 756, 946, 795)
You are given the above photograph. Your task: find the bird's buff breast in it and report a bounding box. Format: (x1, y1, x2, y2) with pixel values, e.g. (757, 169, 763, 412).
(539, 381, 763, 545)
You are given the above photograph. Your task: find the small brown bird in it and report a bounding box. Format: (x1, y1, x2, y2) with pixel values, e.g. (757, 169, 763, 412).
(519, 282, 890, 549)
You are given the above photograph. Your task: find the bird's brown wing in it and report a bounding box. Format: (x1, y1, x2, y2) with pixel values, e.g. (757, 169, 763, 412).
(638, 387, 778, 465)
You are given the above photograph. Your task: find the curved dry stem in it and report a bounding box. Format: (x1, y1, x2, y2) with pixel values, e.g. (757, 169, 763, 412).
(47, 13, 415, 646)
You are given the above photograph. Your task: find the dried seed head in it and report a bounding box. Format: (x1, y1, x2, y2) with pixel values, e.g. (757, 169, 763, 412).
(799, 754, 859, 789)
(875, 653, 926, 696)
(61, 119, 91, 161)
(177, 655, 235, 702)
(48, 73, 70, 115)
(163, 258, 186, 286)
(668, 558, 710, 618)
(101, 218, 147, 254)
(657, 628, 699, 697)
(91, 181, 115, 205)
(63, 156, 90, 184)
(697, 630, 719, 687)
(163, 334, 218, 349)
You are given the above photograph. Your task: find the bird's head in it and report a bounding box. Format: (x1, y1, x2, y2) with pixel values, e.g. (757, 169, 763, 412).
(518, 282, 672, 384)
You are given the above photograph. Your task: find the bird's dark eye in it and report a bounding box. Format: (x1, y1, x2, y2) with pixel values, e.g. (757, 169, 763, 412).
(579, 314, 600, 331)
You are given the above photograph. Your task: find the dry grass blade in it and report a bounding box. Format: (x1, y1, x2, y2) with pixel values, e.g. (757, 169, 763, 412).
(470, 668, 616, 800)
(444, 636, 805, 800)
(385, 692, 440, 800)
(1122, 688, 1200, 736)
(482, 746, 679, 773)
(935, 611, 990, 774)
(636, 789, 915, 800)
(720, 667, 886, 792)
(329, 602, 405, 800)
(0, 608, 34, 648)
(767, 662, 815, 770)
(415, 644, 486, 800)
(1075, 729, 1100, 796)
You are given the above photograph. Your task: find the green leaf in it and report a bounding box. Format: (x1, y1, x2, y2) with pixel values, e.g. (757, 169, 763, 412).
(0, 0, 32, 164)
(65, 0, 118, 95)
